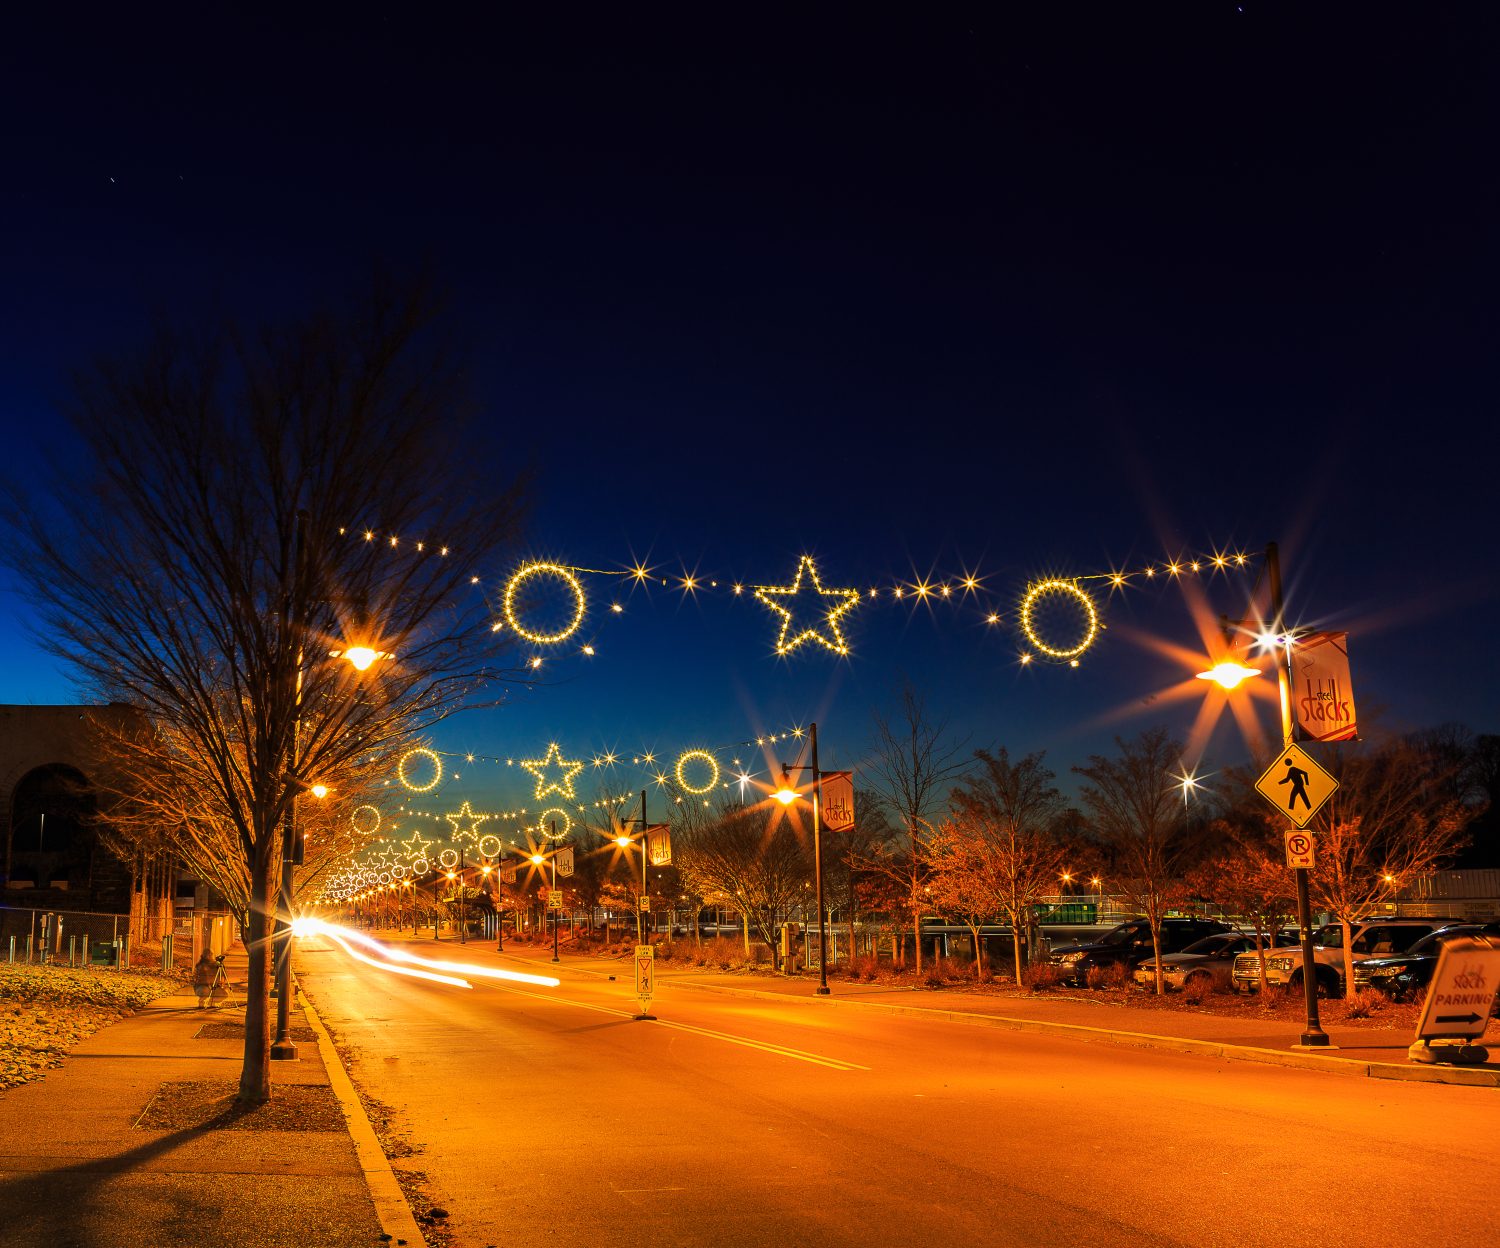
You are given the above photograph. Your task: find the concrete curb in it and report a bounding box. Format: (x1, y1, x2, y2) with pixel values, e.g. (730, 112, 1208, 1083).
(300, 985, 429, 1247)
(663, 976, 1500, 1089)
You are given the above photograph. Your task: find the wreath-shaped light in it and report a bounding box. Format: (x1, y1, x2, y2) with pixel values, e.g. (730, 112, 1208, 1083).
(351, 804, 381, 836)
(503, 561, 587, 644)
(477, 833, 504, 858)
(1019, 579, 1100, 660)
(537, 807, 573, 840)
(438, 848, 459, 869)
(398, 748, 443, 793)
(675, 749, 720, 795)
(411, 855, 430, 876)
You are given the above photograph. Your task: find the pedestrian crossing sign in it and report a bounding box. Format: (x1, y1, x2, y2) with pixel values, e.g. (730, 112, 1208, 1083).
(1255, 743, 1338, 829)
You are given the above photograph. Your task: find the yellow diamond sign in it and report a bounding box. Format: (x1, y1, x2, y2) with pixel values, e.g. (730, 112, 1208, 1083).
(1255, 743, 1338, 829)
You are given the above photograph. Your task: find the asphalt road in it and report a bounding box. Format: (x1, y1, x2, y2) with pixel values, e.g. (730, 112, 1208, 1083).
(297, 932, 1499, 1248)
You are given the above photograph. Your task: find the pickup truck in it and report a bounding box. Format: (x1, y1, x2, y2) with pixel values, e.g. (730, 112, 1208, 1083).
(1230, 918, 1460, 996)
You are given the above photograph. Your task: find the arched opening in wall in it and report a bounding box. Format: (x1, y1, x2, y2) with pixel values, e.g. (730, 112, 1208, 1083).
(8, 764, 96, 892)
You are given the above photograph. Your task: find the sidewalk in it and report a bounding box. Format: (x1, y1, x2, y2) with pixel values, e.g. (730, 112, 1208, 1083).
(473, 936, 1500, 1089)
(0, 944, 420, 1248)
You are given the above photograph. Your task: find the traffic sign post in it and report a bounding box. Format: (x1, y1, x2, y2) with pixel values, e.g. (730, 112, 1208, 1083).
(1410, 938, 1500, 1064)
(1283, 830, 1315, 870)
(633, 943, 655, 1020)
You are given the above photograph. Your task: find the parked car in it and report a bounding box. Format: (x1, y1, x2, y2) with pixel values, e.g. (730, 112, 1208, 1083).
(1133, 930, 1298, 991)
(1050, 917, 1232, 985)
(1230, 918, 1463, 997)
(1351, 921, 1500, 1001)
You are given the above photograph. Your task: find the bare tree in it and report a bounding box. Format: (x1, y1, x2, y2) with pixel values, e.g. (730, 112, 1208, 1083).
(1187, 819, 1296, 993)
(950, 748, 1070, 983)
(1306, 733, 1474, 991)
(857, 687, 970, 971)
(1074, 728, 1197, 995)
(675, 804, 811, 969)
(3, 280, 527, 1103)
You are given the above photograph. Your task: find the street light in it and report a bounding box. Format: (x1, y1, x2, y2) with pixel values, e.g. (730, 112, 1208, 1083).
(1196, 661, 1263, 690)
(611, 790, 651, 944)
(1209, 540, 1328, 1047)
(776, 721, 831, 995)
(271, 515, 390, 1063)
(531, 836, 562, 963)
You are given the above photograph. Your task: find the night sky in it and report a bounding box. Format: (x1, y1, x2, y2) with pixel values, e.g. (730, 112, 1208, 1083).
(2, 6, 1495, 824)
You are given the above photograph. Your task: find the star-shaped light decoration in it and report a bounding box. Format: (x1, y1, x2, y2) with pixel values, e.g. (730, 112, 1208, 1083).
(520, 742, 585, 801)
(444, 801, 490, 846)
(399, 830, 433, 861)
(754, 556, 860, 656)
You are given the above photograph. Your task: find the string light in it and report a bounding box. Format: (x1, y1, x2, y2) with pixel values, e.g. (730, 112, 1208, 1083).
(754, 556, 859, 656)
(674, 749, 721, 795)
(520, 742, 584, 800)
(537, 808, 573, 840)
(503, 561, 587, 644)
(1019, 579, 1100, 661)
(398, 748, 443, 793)
(350, 804, 381, 836)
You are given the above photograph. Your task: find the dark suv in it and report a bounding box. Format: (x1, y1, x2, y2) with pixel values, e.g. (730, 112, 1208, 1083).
(1049, 917, 1233, 985)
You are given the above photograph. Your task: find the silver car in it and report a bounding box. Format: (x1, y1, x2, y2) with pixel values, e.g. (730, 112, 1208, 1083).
(1134, 932, 1295, 990)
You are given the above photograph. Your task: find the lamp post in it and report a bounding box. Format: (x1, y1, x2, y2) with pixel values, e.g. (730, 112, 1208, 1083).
(774, 721, 831, 995)
(1198, 540, 1327, 1046)
(270, 507, 394, 1062)
(612, 790, 650, 944)
(531, 837, 560, 963)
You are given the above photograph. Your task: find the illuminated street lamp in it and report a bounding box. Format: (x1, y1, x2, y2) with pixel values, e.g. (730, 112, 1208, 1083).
(776, 722, 831, 996)
(611, 790, 652, 944)
(1196, 660, 1263, 690)
(1206, 540, 1328, 1047)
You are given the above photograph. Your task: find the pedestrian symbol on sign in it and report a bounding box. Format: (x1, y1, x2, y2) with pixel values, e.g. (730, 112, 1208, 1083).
(1254, 744, 1338, 829)
(1278, 758, 1312, 812)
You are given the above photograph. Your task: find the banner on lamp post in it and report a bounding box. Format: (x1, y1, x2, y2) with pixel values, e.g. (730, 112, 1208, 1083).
(556, 846, 575, 878)
(819, 771, 855, 833)
(499, 862, 517, 885)
(646, 824, 672, 866)
(1292, 632, 1358, 743)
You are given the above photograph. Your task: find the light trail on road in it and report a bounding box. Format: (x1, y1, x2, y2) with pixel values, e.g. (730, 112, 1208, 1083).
(296, 919, 561, 990)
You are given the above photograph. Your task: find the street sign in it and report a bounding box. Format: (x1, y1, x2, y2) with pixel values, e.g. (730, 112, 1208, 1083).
(1254, 743, 1338, 829)
(1284, 830, 1315, 870)
(1415, 938, 1500, 1043)
(639, 895, 651, 912)
(556, 846, 575, 878)
(635, 944, 655, 1007)
(547, 891, 562, 909)
(820, 771, 855, 833)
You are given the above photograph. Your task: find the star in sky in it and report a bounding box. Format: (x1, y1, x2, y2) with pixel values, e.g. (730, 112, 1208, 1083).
(754, 556, 860, 655)
(400, 830, 433, 862)
(521, 742, 585, 800)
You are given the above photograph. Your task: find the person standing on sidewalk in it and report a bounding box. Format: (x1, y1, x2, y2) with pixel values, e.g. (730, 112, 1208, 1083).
(192, 950, 216, 1008)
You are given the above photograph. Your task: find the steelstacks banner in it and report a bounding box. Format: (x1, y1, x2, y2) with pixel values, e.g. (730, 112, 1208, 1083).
(1292, 631, 1358, 742)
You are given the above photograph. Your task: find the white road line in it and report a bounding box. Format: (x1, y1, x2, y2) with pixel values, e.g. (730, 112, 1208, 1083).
(481, 979, 869, 1071)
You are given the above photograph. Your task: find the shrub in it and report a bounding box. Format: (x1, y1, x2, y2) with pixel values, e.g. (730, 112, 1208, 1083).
(844, 954, 881, 982)
(1085, 962, 1132, 991)
(1181, 974, 1216, 1005)
(1343, 988, 1389, 1019)
(1022, 962, 1063, 991)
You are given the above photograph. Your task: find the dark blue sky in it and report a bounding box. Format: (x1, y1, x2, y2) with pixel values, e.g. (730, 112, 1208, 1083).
(2, 5, 1495, 825)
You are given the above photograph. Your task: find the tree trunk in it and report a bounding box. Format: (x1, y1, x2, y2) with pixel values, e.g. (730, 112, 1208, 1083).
(912, 912, 923, 974)
(1341, 919, 1356, 999)
(238, 854, 274, 1105)
(1151, 924, 1164, 995)
(1012, 919, 1025, 984)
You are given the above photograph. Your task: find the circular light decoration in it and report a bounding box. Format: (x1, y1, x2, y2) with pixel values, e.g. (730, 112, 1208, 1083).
(438, 848, 459, 869)
(537, 808, 573, 840)
(359, 869, 376, 886)
(675, 749, 720, 795)
(503, 561, 587, 644)
(477, 833, 504, 858)
(351, 804, 381, 836)
(411, 856, 430, 876)
(1019, 579, 1100, 660)
(398, 748, 443, 793)
(392, 861, 410, 881)
(377, 870, 391, 885)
